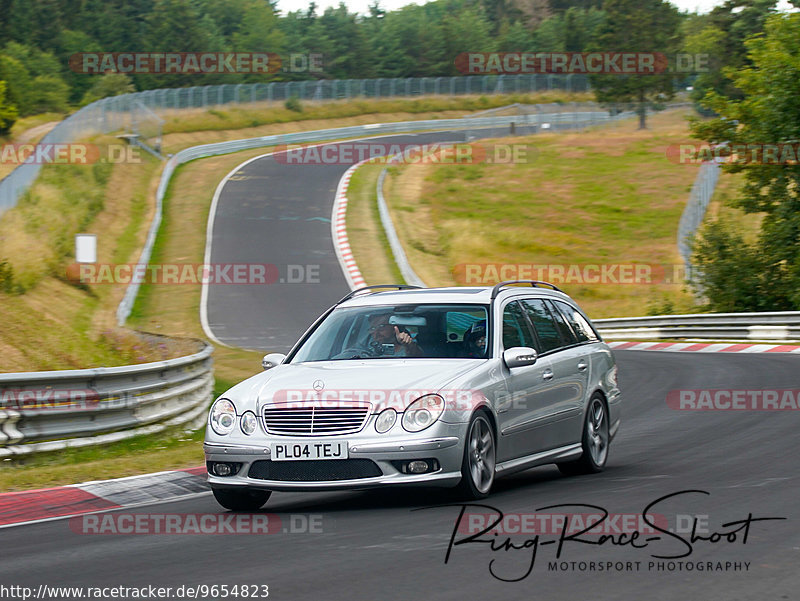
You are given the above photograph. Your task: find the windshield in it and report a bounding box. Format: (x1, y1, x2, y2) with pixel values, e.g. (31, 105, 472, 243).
(290, 304, 490, 362)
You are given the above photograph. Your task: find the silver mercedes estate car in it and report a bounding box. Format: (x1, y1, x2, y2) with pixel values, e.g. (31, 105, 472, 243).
(205, 281, 621, 510)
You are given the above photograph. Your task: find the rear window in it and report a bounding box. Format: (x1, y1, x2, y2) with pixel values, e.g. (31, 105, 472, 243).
(552, 300, 599, 343)
(520, 299, 566, 353)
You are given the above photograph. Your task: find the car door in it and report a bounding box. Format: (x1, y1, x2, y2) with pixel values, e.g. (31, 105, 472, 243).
(514, 298, 584, 449)
(495, 299, 560, 460)
(544, 299, 597, 445)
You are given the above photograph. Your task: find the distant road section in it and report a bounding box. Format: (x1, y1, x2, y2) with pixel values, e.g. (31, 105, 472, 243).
(205, 126, 537, 351)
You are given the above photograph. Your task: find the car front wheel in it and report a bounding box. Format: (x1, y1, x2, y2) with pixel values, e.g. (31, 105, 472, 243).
(558, 394, 609, 476)
(455, 412, 496, 499)
(212, 487, 271, 511)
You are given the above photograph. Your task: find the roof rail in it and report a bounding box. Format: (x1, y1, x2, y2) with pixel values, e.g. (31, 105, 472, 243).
(337, 284, 423, 304)
(490, 280, 563, 299)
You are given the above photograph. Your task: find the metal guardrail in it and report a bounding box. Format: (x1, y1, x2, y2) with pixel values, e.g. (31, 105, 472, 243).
(376, 165, 426, 288)
(116, 103, 638, 325)
(595, 312, 800, 341)
(0, 341, 214, 457)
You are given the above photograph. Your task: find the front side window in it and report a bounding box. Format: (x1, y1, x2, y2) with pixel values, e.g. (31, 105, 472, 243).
(501, 301, 535, 349)
(290, 304, 490, 361)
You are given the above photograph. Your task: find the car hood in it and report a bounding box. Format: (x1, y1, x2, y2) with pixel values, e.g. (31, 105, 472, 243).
(226, 359, 487, 412)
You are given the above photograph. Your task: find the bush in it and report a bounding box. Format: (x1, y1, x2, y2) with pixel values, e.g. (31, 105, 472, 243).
(690, 219, 794, 311)
(80, 73, 135, 106)
(284, 95, 303, 113)
(30, 74, 70, 113)
(0, 259, 21, 294)
(0, 80, 17, 135)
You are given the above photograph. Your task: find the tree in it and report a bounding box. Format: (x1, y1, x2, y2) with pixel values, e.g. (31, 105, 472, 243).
(682, 0, 777, 110)
(232, 0, 286, 82)
(0, 80, 18, 135)
(441, 4, 496, 75)
(589, 0, 682, 129)
(57, 29, 103, 104)
(80, 73, 135, 105)
(0, 54, 32, 114)
(690, 12, 800, 310)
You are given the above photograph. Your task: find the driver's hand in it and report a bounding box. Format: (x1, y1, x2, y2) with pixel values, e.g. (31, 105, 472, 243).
(394, 326, 414, 346)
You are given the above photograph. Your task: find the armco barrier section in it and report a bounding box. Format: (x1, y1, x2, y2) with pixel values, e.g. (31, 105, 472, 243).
(0, 341, 213, 457)
(594, 312, 800, 341)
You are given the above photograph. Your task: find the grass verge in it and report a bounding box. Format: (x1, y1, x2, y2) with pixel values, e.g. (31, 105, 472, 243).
(345, 163, 405, 285)
(0, 427, 206, 492)
(352, 109, 711, 318)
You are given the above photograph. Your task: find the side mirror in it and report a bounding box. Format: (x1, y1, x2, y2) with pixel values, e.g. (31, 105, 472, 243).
(503, 347, 538, 369)
(262, 353, 287, 370)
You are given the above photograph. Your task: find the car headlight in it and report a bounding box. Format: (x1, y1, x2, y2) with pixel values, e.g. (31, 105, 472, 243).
(210, 398, 236, 435)
(402, 394, 445, 432)
(375, 408, 397, 433)
(240, 411, 257, 435)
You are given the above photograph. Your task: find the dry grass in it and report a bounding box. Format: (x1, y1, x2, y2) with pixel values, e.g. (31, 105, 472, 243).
(376, 109, 708, 318)
(159, 92, 593, 138)
(0, 138, 175, 370)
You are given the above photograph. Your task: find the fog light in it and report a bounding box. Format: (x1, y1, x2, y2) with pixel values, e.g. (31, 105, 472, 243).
(208, 462, 241, 477)
(407, 460, 429, 474)
(391, 459, 440, 474)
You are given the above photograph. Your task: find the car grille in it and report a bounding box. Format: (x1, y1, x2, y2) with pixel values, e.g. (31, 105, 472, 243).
(248, 459, 382, 481)
(262, 404, 369, 436)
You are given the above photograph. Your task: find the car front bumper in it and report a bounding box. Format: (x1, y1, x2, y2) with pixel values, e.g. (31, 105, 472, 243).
(204, 425, 466, 492)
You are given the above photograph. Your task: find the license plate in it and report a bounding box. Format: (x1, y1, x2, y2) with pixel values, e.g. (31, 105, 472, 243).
(270, 441, 348, 461)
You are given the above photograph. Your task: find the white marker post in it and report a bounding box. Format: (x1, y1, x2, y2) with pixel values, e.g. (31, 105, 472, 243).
(75, 234, 97, 264)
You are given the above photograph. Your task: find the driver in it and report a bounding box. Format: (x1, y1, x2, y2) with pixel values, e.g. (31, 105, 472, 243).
(366, 312, 423, 357)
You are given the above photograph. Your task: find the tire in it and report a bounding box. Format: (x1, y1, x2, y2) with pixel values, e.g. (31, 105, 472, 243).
(454, 412, 496, 500)
(212, 487, 271, 511)
(557, 394, 610, 476)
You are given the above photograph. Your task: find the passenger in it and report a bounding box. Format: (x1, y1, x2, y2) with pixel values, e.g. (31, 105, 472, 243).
(463, 322, 488, 358)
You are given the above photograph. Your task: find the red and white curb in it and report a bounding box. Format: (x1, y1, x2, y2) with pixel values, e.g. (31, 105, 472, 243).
(608, 341, 800, 353)
(0, 466, 208, 528)
(331, 159, 370, 290)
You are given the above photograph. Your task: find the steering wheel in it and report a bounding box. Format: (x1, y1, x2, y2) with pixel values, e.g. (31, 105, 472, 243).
(330, 346, 378, 360)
